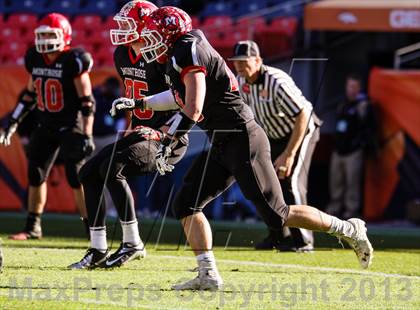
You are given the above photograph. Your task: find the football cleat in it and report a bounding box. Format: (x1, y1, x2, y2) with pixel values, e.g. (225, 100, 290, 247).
(172, 268, 223, 291)
(68, 248, 109, 270)
(340, 218, 373, 269)
(103, 242, 146, 268)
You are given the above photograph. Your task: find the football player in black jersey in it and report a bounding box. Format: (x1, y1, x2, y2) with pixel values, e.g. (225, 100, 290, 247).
(69, 1, 187, 270)
(0, 13, 95, 241)
(115, 6, 373, 290)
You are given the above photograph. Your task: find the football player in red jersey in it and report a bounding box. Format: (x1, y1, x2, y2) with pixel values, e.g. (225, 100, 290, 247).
(0, 13, 95, 240)
(69, 0, 188, 269)
(113, 6, 373, 290)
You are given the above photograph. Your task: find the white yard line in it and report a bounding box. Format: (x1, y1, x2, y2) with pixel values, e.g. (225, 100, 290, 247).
(4, 247, 420, 280)
(152, 255, 420, 280)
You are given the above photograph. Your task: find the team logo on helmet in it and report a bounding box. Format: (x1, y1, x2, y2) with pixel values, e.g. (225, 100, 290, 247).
(110, 0, 157, 46)
(140, 6, 192, 63)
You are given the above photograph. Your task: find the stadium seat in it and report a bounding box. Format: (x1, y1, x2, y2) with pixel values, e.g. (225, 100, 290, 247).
(79, 0, 117, 16)
(200, 1, 232, 17)
(190, 15, 201, 28)
(71, 29, 89, 46)
(1, 42, 27, 65)
(72, 15, 103, 31)
(72, 41, 95, 55)
(269, 16, 298, 36)
(0, 14, 4, 29)
(21, 33, 35, 46)
(231, 0, 267, 18)
(211, 35, 238, 60)
(95, 46, 115, 67)
(46, 0, 82, 16)
(201, 16, 233, 42)
(103, 16, 117, 31)
(236, 16, 267, 32)
(90, 28, 111, 46)
(256, 17, 298, 59)
(0, 27, 21, 45)
(231, 28, 252, 42)
(7, 14, 38, 34)
(235, 16, 267, 40)
(2, 0, 48, 14)
(264, 1, 305, 20)
(202, 16, 233, 28)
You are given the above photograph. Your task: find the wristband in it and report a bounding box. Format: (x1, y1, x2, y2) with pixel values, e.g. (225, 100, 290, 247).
(166, 112, 196, 138)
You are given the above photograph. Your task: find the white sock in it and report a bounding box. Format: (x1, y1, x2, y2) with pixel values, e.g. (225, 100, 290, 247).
(121, 220, 142, 246)
(197, 251, 217, 271)
(328, 216, 355, 237)
(90, 227, 107, 252)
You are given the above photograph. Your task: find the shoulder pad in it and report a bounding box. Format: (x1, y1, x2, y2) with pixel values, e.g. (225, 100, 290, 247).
(67, 47, 94, 76)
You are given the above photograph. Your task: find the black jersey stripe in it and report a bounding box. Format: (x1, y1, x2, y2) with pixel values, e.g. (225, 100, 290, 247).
(237, 65, 314, 140)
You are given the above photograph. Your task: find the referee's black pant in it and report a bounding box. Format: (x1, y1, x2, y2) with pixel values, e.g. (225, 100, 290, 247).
(268, 122, 320, 248)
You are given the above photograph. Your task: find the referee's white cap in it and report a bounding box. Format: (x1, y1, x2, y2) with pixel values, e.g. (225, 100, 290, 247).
(228, 40, 260, 61)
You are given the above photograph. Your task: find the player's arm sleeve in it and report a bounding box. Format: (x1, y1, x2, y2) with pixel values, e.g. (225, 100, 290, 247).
(171, 39, 207, 83)
(144, 90, 178, 111)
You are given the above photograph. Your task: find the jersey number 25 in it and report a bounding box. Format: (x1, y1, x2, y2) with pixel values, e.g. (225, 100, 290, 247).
(124, 78, 154, 120)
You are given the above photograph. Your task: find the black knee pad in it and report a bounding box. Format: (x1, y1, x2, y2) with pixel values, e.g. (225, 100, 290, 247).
(28, 163, 47, 186)
(65, 163, 82, 189)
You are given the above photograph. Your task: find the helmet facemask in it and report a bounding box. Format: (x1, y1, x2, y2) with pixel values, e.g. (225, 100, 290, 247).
(35, 26, 65, 53)
(140, 28, 168, 63)
(110, 15, 139, 45)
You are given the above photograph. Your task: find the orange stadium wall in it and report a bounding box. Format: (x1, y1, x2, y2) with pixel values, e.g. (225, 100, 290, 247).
(365, 68, 420, 221)
(0, 66, 117, 213)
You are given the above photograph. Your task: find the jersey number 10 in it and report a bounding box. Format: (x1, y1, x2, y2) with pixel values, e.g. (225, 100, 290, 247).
(124, 78, 154, 120)
(33, 77, 64, 112)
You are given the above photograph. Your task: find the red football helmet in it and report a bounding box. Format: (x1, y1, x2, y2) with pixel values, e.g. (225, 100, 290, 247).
(140, 6, 192, 63)
(110, 0, 158, 45)
(35, 13, 72, 53)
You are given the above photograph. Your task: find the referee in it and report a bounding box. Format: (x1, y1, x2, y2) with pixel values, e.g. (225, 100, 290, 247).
(229, 40, 321, 252)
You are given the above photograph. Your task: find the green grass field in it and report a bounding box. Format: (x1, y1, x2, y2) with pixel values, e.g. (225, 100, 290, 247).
(0, 234, 419, 309)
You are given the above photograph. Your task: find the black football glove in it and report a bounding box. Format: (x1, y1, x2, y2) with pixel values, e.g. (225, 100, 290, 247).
(82, 135, 95, 157)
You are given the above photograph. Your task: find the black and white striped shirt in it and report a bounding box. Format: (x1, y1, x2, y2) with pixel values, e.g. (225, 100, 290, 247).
(237, 65, 313, 140)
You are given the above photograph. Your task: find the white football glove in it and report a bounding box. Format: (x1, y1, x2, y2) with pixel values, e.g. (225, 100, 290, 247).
(156, 143, 174, 176)
(0, 123, 18, 147)
(110, 97, 136, 117)
(136, 126, 156, 137)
